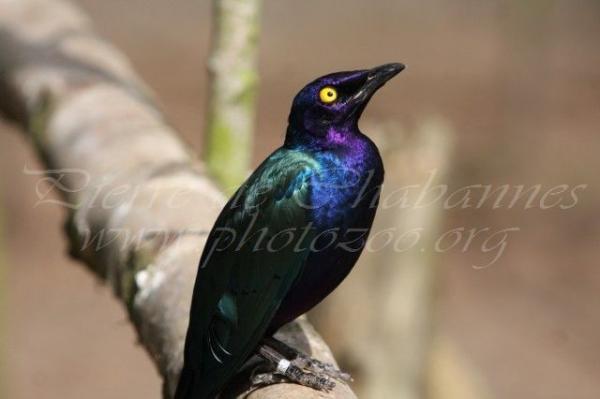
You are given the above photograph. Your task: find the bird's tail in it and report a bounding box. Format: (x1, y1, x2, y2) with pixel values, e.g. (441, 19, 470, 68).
(174, 365, 215, 399)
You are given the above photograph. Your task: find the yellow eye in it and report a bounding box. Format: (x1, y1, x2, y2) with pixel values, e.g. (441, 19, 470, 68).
(319, 86, 338, 103)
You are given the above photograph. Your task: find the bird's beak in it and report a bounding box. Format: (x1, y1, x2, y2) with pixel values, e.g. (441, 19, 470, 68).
(348, 63, 405, 110)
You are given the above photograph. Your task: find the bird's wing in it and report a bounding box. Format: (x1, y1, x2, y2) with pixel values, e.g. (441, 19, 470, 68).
(179, 149, 318, 397)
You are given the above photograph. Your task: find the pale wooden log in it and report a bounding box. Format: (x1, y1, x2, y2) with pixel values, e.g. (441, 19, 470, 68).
(0, 1, 355, 398)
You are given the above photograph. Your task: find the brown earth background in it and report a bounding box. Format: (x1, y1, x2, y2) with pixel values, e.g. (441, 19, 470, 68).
(2, 1, 599, 398)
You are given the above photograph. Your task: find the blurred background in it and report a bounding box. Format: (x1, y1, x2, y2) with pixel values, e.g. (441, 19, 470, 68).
(1, 0, 598, 398)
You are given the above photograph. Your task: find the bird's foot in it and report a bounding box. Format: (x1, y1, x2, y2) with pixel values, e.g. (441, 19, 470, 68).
(256, 342, 336, 391)
(255, 337, 353, 391)
(251, 359, 336, 391)
(291, 352, 352, 382)
(264, 336, 352, 382)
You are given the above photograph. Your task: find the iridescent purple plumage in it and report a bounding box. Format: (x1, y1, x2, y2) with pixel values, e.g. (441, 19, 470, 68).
(269, 64, 404, 330)
(176, 63, 404, 399)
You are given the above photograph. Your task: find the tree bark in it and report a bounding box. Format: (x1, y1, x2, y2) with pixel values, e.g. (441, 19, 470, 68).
(204, 0, 262, 192)
(0, 1, 356, 398)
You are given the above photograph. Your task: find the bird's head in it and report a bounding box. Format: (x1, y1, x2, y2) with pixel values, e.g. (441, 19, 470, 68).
(286, 63, 404, 147)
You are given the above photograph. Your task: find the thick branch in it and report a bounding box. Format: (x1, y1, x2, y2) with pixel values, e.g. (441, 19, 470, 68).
(0, 1, 355, 398)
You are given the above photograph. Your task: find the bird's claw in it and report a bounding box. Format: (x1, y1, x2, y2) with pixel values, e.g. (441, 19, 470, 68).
(253, 338, 352, 392)
(250, 362, 335, 392)
(291, 354, 353, 382)
(264, 336, 352, 382)
(280, 362, 336, 391)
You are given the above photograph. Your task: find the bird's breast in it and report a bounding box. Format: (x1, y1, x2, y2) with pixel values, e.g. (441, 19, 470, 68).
(309, 148, 383, 229)
(267, 145, 383, 331)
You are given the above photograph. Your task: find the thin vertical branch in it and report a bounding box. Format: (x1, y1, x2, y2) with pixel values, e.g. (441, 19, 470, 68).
(204, 0, 262, 192)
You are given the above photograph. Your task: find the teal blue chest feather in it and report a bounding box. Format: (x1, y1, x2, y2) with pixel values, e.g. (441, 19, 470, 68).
(308, 136, 383, 229)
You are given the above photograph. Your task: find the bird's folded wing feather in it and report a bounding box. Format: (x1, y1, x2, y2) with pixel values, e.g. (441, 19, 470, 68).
(182, 149, 319, 390)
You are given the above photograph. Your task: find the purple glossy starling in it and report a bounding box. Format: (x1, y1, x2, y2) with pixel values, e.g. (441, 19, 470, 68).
(175, 63, 404, 398)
